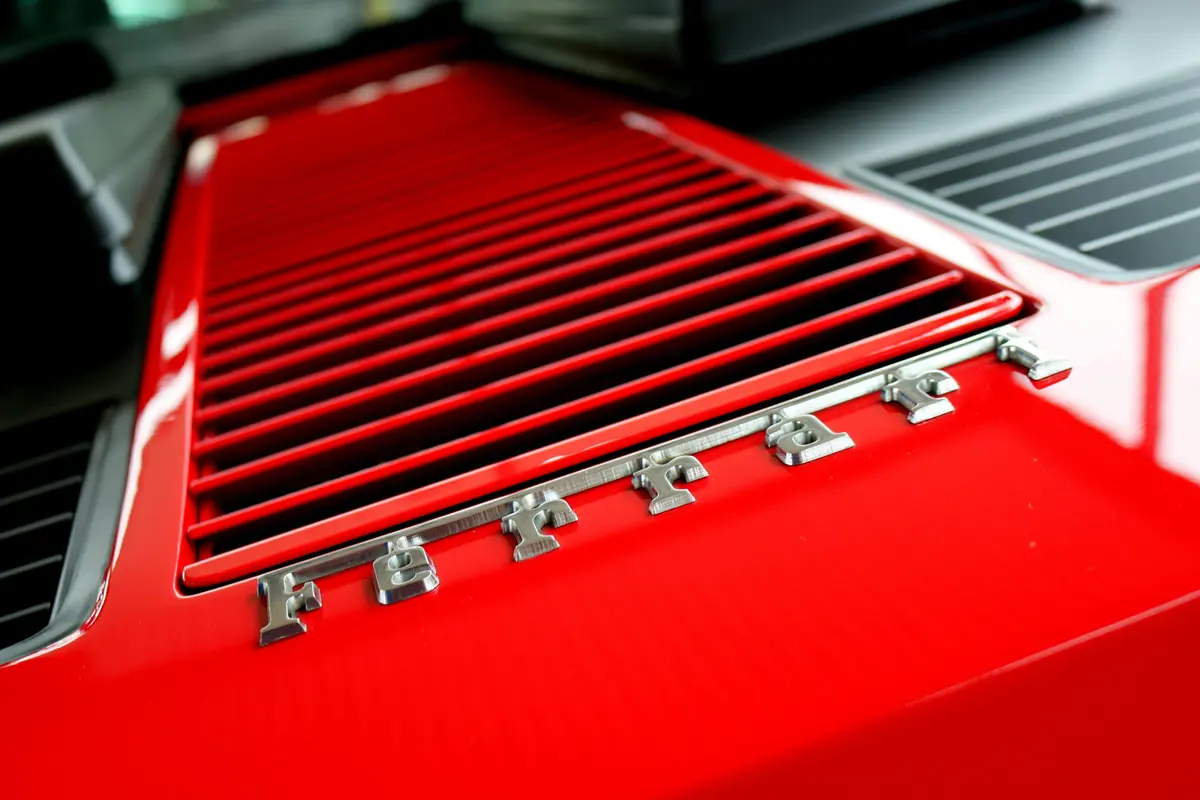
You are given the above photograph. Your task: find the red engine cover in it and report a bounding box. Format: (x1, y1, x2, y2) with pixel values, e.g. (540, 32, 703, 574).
(4, 51, 1200, 799)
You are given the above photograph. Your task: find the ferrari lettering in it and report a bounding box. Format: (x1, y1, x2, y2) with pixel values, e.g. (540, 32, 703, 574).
(253, 328, 1069, 647)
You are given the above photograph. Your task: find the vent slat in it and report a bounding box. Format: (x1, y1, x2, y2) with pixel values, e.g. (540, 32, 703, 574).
(183, 64, 1029, 586)
(868, 70, 1200, 271)
(210, 121, 671, 275)
(208, 74, 600, 183)
(0, 478, 84, 534)
(0, 554, 64, 583)
(212, 110, 614, 227)
(0, 602, 52, 626)
(195, 247, 937, 500)
(186, 288, 1021, 556)
(0, 514, 73, 573)
(208, 134, 683, 301)
(187, 292, 1023, 581)
(205, 150, 695, 324)
(0, 477, 84, 507)
(213, 103, 619, 211)
(0, 443, 90, 481)
(0, 443, 91, 500)
(198, 184, 776, 397)
(201, 171, 750, 369)
(195, 220, 866, 462)
(196, 206, 828, 432)
(0, 602, 54, 648)
(0, 513, 74, 544)
(193, 251, 941, 504)
(208, 144, 685, 310)
(0, 556, 64, 637)
(191, 239, 915, 492)
(202, 158, 725, 350)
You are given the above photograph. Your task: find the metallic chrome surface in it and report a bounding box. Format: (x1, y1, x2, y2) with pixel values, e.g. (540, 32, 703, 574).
(372, 539, 439, 605)
(764, 413, 855, 466)
(501, 494, 579, 562)
(996, 334, 1073, 381)
(631, 455, 709, 515)
(882, 370, 960, 424)
(0, 405, 135, 665)
(250, 325, 1063, 645)
(257, 572, 322, 646)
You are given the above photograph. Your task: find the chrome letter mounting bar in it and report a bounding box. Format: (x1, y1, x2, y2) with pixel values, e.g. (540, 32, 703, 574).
(255, 327, 1068, 646)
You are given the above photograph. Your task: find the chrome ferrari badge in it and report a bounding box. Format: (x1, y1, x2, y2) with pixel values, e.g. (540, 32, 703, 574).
(501, 493, 578, 561)
(373, 538, 439, 604)
(764, 413, 854, 465)
(632, 454, 708, 514)
(255, 327, 1068, 646)
(881, 369, 960, 423)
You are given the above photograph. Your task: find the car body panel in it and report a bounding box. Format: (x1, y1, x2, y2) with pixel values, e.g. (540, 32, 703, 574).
(4, 57, 1200, 799)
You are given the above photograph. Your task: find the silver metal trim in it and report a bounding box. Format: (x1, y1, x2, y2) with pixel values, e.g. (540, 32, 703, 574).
(996, 336, 1072, 381)
(254, 327, 1067, 646)
(501, 494, 578, 562)
(631, 455, 708, 515)
(0, 404, 134, 666)
(764, 414, 854, 466)
(373, 539, 439, 605)
(882, 369, 960, 424)
(258, 572, 322, 646)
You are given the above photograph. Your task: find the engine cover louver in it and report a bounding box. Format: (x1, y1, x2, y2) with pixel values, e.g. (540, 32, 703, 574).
(0, 408, 100, 649)
(857, 70, 1200, 274)
(183, 63, 1028, 588)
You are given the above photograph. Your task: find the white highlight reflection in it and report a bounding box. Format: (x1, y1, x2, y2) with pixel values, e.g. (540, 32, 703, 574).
(1157, 271, 1200, 482)
(161, 301, 197, 360)
(113, 358, 194, 566)
(1008, 271, 1147, 449)
(790, 181, 1007, 282)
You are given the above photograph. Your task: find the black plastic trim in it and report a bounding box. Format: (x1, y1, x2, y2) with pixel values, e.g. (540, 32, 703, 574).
(0, 403, 134, 666)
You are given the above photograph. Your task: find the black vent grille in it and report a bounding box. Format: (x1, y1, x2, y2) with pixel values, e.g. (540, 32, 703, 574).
(863, 71, 1200, 272)
(177, 64, 1030, 588)
(0, 408, 99, 650)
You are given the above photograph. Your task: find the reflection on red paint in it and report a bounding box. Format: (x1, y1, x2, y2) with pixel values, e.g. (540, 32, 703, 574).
(4, 56, 1200, 799)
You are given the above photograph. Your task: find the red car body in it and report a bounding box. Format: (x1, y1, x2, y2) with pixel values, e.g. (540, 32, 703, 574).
(4, 43, 1200, 799)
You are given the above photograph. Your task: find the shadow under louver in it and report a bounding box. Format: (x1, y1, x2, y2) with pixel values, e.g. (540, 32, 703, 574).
(181, 63, 1028, 588)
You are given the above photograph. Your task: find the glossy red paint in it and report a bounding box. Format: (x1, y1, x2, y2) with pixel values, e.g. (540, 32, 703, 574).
(5, 55, 1200, 798)
(176, 63, 1029, 587)
(176, 39, 466, 134)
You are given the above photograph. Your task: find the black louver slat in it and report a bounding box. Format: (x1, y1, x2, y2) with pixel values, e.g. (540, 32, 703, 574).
(0, 408, 99, 650)
(862, 71, 1200, 272)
